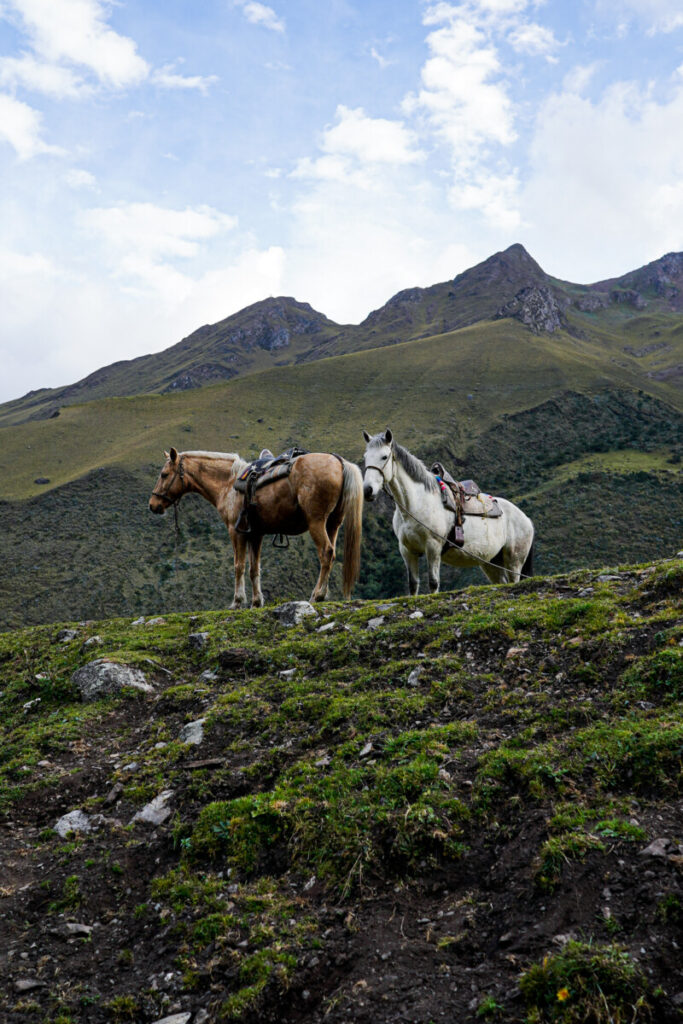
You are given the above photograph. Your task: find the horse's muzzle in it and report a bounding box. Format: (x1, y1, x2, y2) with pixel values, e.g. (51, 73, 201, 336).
(149, 498, 165, 515)
(363, 484, 376, 502)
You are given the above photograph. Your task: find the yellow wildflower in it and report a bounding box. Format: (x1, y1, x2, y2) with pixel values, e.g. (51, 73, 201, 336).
(557, 987, 570, 1002)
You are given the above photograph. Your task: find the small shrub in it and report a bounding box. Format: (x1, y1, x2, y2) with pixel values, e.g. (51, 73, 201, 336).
(520, 941, 653, 1022)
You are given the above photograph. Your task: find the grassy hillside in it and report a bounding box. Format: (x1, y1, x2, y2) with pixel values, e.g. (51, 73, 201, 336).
(0, 558, 681, 1023)
(0, 317, 681, 630)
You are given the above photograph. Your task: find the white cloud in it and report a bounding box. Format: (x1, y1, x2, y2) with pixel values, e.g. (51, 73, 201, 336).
(0, 53, 88, 97)
(4, 0, 149, 87)
(292, 105, 424, 186)
(521, 77, 683, 280)
(0, 92, 63, 158)
(403, 16, 516, 162)
(65, 167, 96, 189)
(80, 201, 238, 299)
(451, 171, 521, 228)
(507, 22, 559, 56)
(596, 0, 683, 34)
(370, 46, 391, 69)
(151, 64, 218, 93)
(236, 1, 285, 33)
(563, 62, 600, 95)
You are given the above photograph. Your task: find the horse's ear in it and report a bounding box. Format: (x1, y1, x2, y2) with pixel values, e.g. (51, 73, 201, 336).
(362, 429, 371, 443)
(164, 450, 170, 460)
(384, 428, 393, 445)
(169, 447, 178, 463)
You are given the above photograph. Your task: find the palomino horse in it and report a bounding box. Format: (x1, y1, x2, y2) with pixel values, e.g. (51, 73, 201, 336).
(149, 448, 363, 607)
(362, 429, 534, 594)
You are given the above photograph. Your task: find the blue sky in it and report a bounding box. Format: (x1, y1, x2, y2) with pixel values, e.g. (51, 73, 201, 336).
(2, 0, 683, 402)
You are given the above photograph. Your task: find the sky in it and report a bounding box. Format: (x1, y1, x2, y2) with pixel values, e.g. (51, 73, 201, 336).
(2, 0, 683, 403)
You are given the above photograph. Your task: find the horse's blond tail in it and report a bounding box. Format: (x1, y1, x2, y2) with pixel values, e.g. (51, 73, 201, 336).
(340, 460, 363, 599)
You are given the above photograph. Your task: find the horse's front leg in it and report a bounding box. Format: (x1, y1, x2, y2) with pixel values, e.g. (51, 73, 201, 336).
(229, 529, 248, 609)
(425, 542, 442, 594)
(399, 541, 420, 596)
(248, 535, 265, 607)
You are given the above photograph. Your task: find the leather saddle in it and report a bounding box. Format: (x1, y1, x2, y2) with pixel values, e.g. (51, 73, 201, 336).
(234, 446, 308, 534)
(431, 461, 502, 550)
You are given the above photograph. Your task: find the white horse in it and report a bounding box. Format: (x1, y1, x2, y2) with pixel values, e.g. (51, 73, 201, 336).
(362, 429, 534, 594)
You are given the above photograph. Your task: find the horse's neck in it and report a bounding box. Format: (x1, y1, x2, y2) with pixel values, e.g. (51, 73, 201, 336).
(184, 454, 244, 506)
(388, 460, 424, 514)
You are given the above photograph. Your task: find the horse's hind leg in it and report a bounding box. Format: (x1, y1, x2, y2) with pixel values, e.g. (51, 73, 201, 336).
(229, 529, 249, 608)
(248, 535, 265, 607)
(400, 542, 420, 596)
(308, 518, 335, 601)
(426, 543, 442, 594)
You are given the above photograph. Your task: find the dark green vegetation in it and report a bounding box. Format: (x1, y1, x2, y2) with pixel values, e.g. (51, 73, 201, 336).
(0, 243, 681, 629)
(0, 560, 681, 1022)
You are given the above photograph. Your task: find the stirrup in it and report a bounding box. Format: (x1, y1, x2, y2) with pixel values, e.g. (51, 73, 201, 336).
(235, 511, 252, 534)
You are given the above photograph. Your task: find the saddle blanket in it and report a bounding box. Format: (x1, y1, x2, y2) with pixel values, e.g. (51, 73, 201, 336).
(432, 464, 502, 518)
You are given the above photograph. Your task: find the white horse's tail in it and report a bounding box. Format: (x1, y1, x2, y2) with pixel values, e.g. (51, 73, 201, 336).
(339, 460, 363, 599)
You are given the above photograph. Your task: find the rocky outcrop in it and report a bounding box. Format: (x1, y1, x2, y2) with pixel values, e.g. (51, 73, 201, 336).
(496, 285, 564, 334)
(609, 288, 647, 310)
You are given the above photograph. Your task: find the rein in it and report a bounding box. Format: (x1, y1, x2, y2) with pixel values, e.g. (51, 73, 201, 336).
(367, 449, 534, 582)
(153, 457, 185, 549)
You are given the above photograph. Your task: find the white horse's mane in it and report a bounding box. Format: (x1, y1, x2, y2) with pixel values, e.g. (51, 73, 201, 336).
(367, 434, 438, 493)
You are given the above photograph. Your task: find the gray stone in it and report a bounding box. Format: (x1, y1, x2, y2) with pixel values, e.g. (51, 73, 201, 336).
(131, 790, 174, 826)
(407, 666, 423, 687)
(317, 621, 335, 633)
(274, 601, 318, 626)
(72, 659, 154, 702)
(639, 837, 674, 858)
(150, 1015, 192, 1024)
(57, 628, 78, 643)
(367, 616, 385, 631)
(82, 635, 102, 649)
(14, 978, 45, 992)
(359, 741, 373, 757)
(279, 668, 297, 679)
(179, 719, 205, 746)
(188, 632, 210, 649)
(54, 809, 101, 838)
(409, 610, 424, 619)
(131, 616, 146, 626)
(64, 922, 94, 936)
(146, 617, 166, 626)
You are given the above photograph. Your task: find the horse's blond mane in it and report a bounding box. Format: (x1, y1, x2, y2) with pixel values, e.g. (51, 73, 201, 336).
(182, 450, 240, 460)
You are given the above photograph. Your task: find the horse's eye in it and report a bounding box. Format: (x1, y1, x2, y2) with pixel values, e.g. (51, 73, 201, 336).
(382, 454, 388, 461)
(161, 471, 169, 479)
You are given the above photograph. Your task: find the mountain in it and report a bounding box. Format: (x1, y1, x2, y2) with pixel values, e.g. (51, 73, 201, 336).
(0, 297, 341, 428)
(2, 243, 682, 429)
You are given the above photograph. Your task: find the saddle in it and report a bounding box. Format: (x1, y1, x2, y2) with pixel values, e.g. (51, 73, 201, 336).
(234, 446, 308, 535)
(431, 462, 502, 549)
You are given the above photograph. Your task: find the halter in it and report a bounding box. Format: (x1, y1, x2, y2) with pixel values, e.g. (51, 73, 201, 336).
(152, 456, 185, 507)
(364, 446, 394, 487)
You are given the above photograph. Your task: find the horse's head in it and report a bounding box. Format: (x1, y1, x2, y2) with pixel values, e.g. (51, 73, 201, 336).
(362, 428, 395, 501)
(149, 448, 185, 514)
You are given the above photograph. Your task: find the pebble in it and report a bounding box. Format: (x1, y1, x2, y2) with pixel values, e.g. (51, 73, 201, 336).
(409, 610, 424, 619)
(367, 616, 385, 630)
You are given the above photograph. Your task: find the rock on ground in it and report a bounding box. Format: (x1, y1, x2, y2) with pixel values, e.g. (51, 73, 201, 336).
(71, 659, 154, 702)
(274, 601, 318, 626)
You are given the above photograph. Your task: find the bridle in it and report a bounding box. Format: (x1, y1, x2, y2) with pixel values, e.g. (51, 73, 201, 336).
(152, 456, 185, 507)
(363, 447, 394, 489)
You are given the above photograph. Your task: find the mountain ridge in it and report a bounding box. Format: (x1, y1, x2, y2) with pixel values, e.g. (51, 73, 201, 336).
(2, 243, 682, 428)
